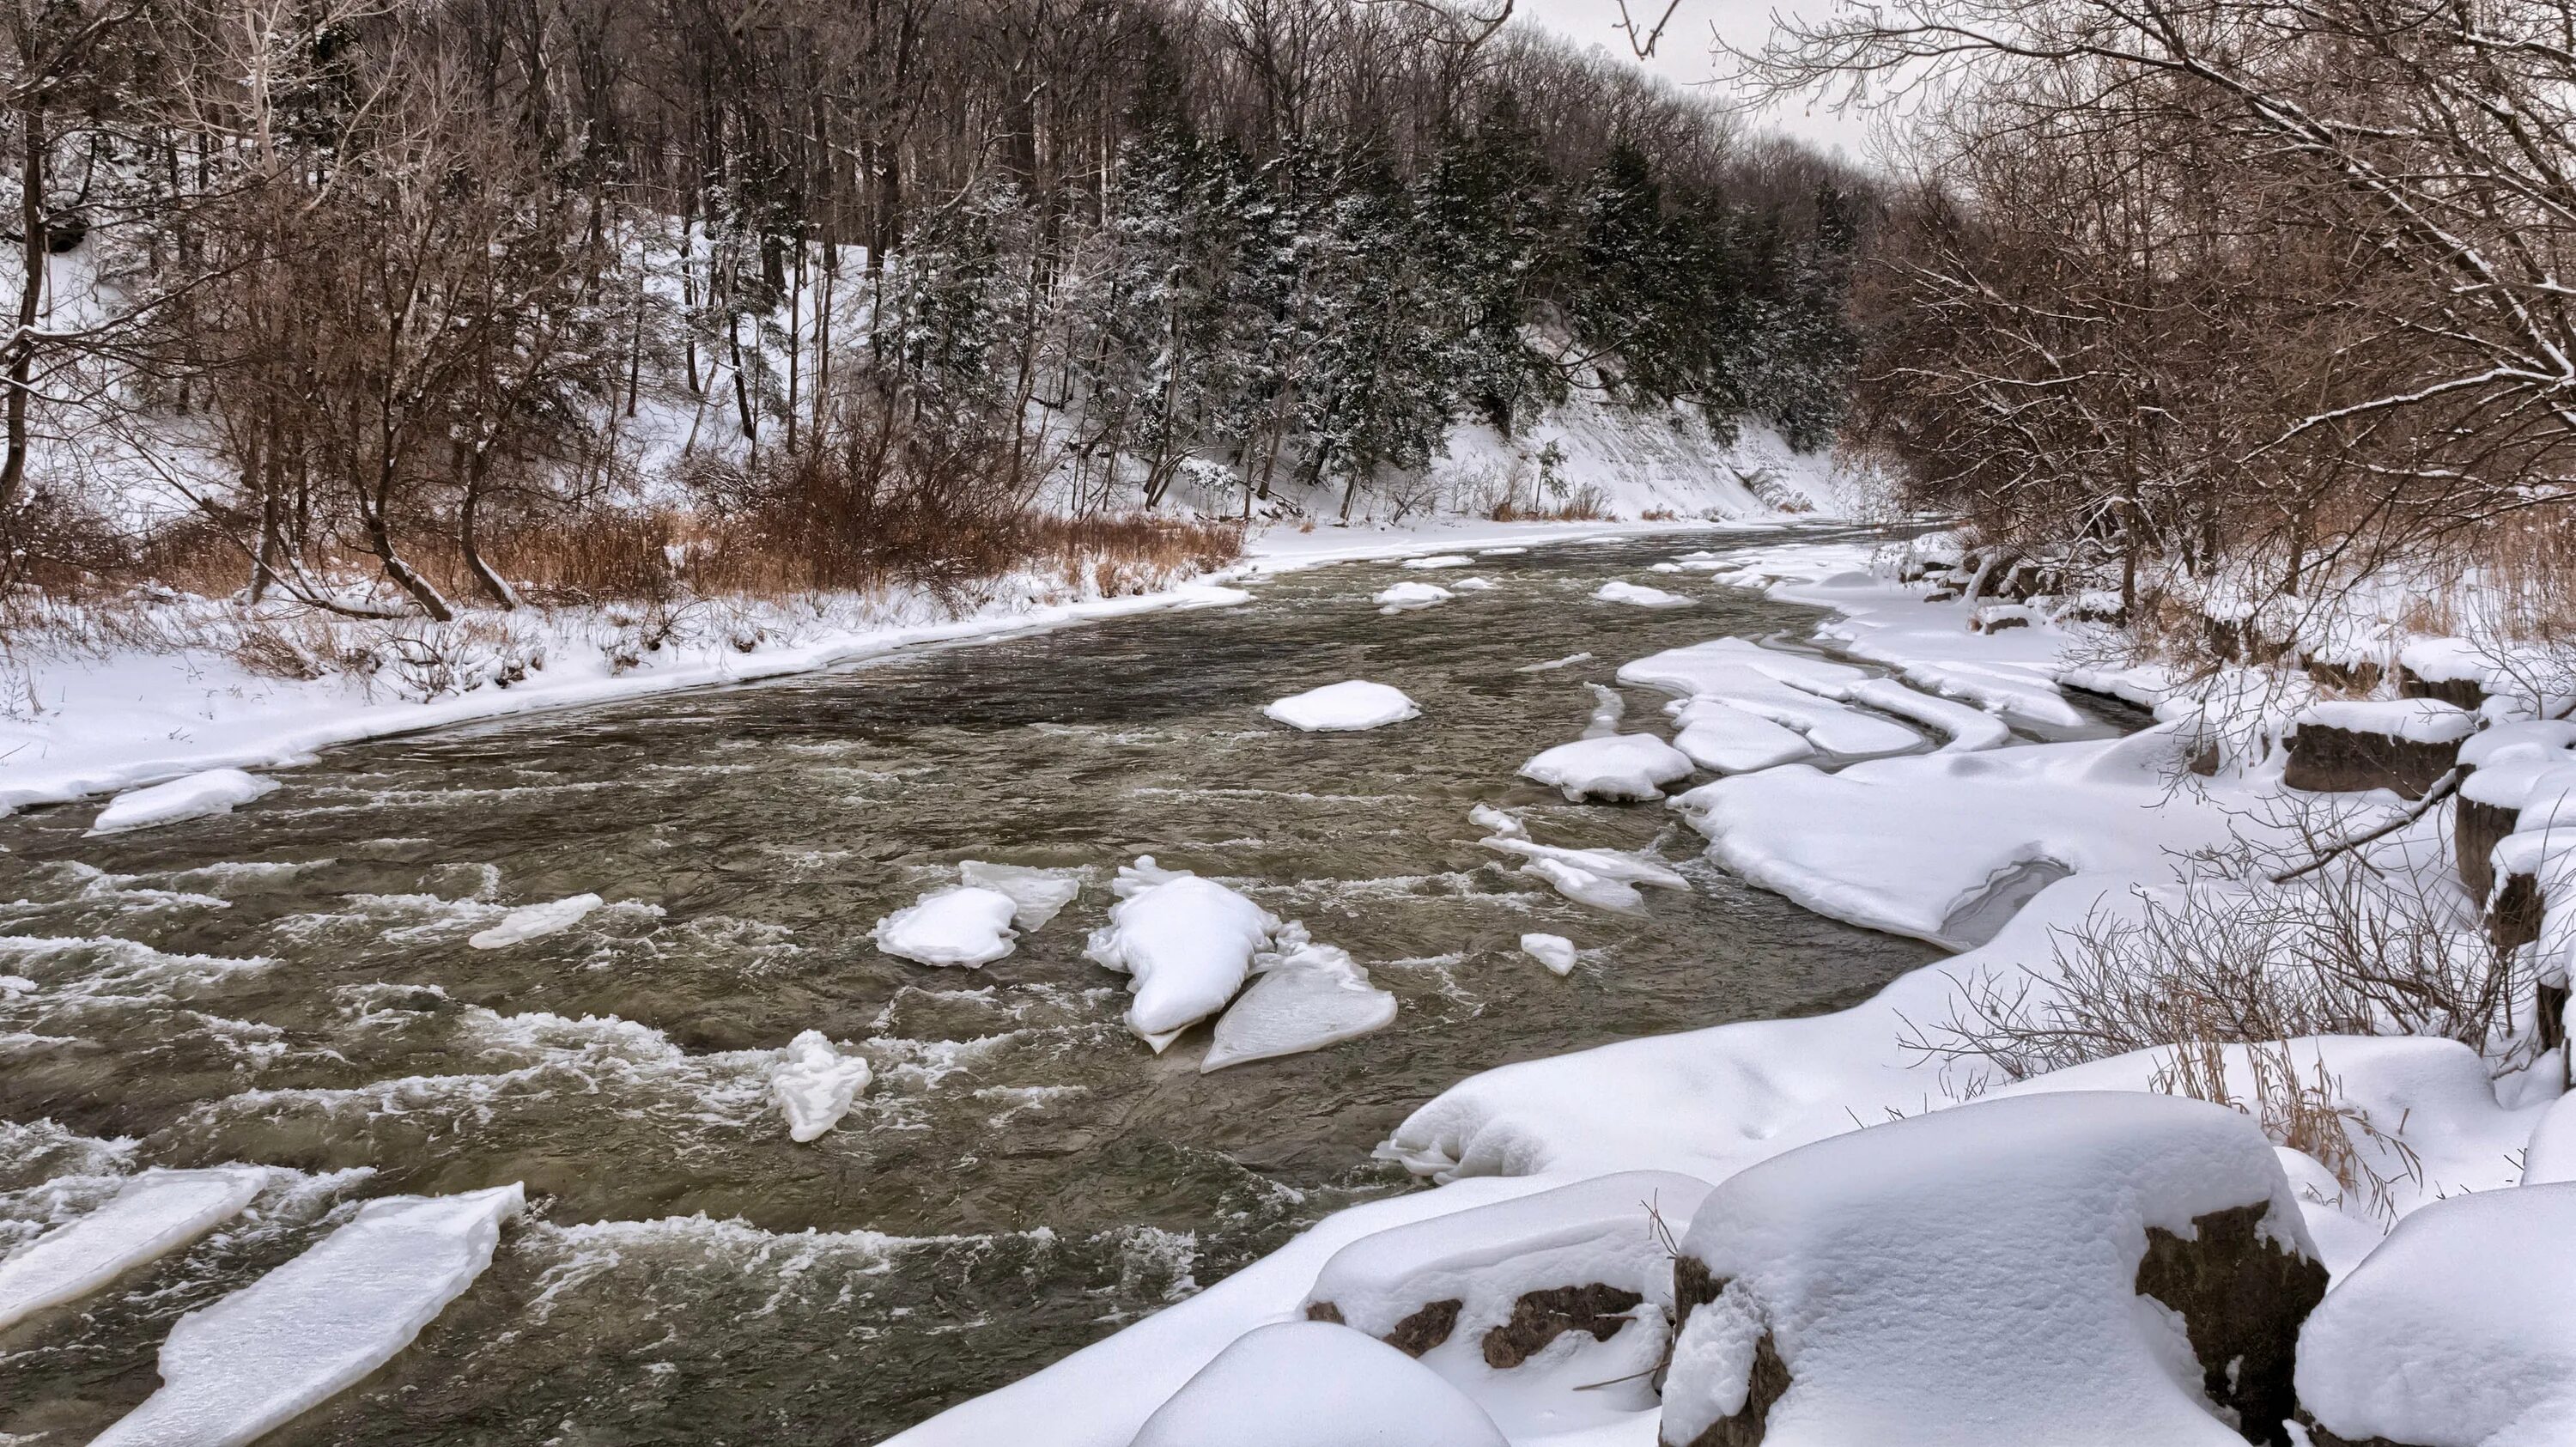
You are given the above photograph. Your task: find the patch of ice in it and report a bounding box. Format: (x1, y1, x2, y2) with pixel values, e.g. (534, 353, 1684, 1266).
(0, 1168, 267, 1328)
(1203, 927, 1396, 1072)
(1593, 580, 1694, 609)
(1263, 680, 1422, 733)
(1129, 1321, 1509, 1447)
(772, 1031, 873, 1142)
(1477, 836, 1688, 891)
(1478, 545, 1529, 556)
(1402, 555, 1475, 570)
(1518, 858, 1644, 913)
(1669, 700, 1817, 774)
(872, 885, 1022, 968)
(90, 1184, 526, 1447)
(466, 893, 604, 949)
(956, 861, 1083, 931)
(1374, 581, 1455, 614)
(1518, 733, 1695, 802)
(1467, 804, 1526, 838)
(1516, 653, 1593, 673)
(1085, 858, 1280, 1049)
(1518, 933, 1577, 976)
(88, 769, 279, 836)
(1451, 577, 1497, 593)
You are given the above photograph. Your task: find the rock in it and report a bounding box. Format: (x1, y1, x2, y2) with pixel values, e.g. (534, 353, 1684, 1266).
(2455, 793, 2518, 902)
(2281, 700, 2476, 799)
(2393, 661, 2485, 710)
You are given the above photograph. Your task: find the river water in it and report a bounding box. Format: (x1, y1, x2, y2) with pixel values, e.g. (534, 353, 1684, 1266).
(0, 530, 2021, 1444)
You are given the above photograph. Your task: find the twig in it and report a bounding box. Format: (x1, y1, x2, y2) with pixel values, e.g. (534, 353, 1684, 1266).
(2269, 766, 2464, 884)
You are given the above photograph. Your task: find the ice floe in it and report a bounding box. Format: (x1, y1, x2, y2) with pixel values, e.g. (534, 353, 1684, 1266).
(772, 1031, 873, 1141)
(1517, 933, 1577, 975)
(1401, 554, 1475, 569)
(872, 885, 1022, 967)
(1263, 680, 1422, 733)
(1517, 733, 1695, 802)
(88, 769, 279, 836)
(465, 892, 604, 949)
(1515, 653, 1592, 673)
(0, 1167, 267, 1328)
(1085, 857, 1281, 1050)
(1669, 700, 1817, 774)
(957, 860, 1083, 930)
(1203, 927, 1397, 1072)
(1592, 580, 1693, 609)
(1374, 581, 1455, 614)
(91, 1183, 525, 1447)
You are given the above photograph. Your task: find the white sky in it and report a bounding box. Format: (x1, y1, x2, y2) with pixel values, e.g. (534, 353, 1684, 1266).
(1504, 0, 1883, 160)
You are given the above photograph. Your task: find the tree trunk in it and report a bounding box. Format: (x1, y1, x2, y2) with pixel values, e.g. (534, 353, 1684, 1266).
(458, 453, 519, 609)
(0, 104, 46, 518)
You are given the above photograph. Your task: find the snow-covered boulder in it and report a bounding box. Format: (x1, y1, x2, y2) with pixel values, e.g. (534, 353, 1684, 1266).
(1595, 580, 1695, 609)
(88, 769, 278, 835)
(468, 892, 604, 949)
(91, 1184, 526, 1447)
(1264, 680, 1422, 733)
(1520, 733, 1695, 802)
(2298, 1183, 2576, 1447)
(1085, 857, 1280, 1050)
(2282, 698, 2477, 799)
(0, 1168, 266, 1328)
(1660, 1091, 2325, 1447)
(1129, 1321, 1509, 1447)
(1204, 927, 1395, 1073)
(772, 1031, 872, 1141)
(1306, 1171, 1711, 1414)
(872, 885, 1022, 967)
(1376, 581, 1455, 614)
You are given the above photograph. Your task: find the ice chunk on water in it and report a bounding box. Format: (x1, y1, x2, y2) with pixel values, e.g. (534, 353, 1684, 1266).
(1467, 803, 1524, 837)
(1516, 652, 1592, 673)
(1263, 680, 1421, 733)
(772, 1031, 872, 1142)
(1671, 699, 1817, 774)
(1593, 580, 1694, 608)
(91, 1183, 525, 1447)
(1519, 933, 1577, 976)
(1373, 581, 1454, 614)
(1400, 554, 1473, 569)
(89, 769, 279, 836)
(872, 885, 1020, 967)
(1518, 733, 1695, 802)
(0, 1168, 266, 1328)
(466, 893, 604, 949)
(1203, 931, 1395, 1072)
(956, 861, 1081, 931)
(1086, 858, 1279, 1049)
(1518, 858, 1644, 913)
(1130, 1321, 1508, 1447)
(1450, 576, 1496, 593)
(1481, 836, 1687, 891)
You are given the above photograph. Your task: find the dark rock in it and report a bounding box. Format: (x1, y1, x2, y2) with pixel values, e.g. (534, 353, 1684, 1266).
(2492, 871, 2546, 951)
(1923, 589, 1958, 604)
(2456, 793, 2518, 901)
(42, 211, 85, 253)
(2301, 1419, 2414, 1447)
(2306, 659, 2383, 694)
(2133, 1202, 2330, 1447)
(2281, 723, 2461, 799)
(1382, 1297, 1462, 1357)
(1666, 1324, 1789, 1447)
(1481, 1282, 1646, 1369)
(1303, 1300, 1346, 1325)
(2395, 664, 2484, 711)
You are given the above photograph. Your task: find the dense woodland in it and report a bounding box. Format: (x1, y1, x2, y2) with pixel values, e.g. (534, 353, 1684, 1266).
(0, 0, 1864, 619)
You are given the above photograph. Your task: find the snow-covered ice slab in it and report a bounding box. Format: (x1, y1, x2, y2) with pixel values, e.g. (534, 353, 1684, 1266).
(872, 885, 1021, 967)
(1662, 1091, 2321, 1447)
(1403, 554, 1475, 570)
(1621, 641, 1925, 757)
(772, 1031, 872, 1142)
(1519, 734, 1695, 802)
(1375, 581, 1455, 614)
(1519, 933, 1577, 976)
(1086, 858, 1279, 1049)
(1594, 580, 1694, 609)
(1204, 929, 1395, 1073)
(466, 893, 603, 949)
(1478, 836, 1688, 891)
(1130, 1321, 1508, 1447)
(1670, 700, 1816, 774)
(88, 769, 278, 836)
(956, 861, 1081, 931)
(1519, 857, 1645, 913)
(1451, 576, 1496, 593)
(92, 1183, 526, 1447)
(0, 1168, 266, 1328)
(1263, 680, 1421, 733)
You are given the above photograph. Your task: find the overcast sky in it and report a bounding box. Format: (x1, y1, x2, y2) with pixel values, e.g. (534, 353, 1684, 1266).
(1503, 0, 1883, 159)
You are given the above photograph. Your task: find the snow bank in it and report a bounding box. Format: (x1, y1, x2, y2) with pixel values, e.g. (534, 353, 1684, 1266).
(1594, 580, 1694, 609)
(1264, 680, 1423, 733)
(1085, 858, 1281, 1049)
(0, 1168, 266, 1328)
(1204, 927, 1396, 1073)
(466, 892, 605, 950)
(1662, 1091, 2320, 1447)
(92, 1183, 525, 1447)
(956, 860, 1083, 931)
(1519, 734, 1695, 803)
(772, 1031, 873, 1142)
(1376, 581, 1456, 614)
(872, 885, 1022, 967)
(1519, 933, 1577, 976)
(2298, 1184, 2576, 1447)
(1129, 1321, 1509, 1447)
(88, 769, 278, 835)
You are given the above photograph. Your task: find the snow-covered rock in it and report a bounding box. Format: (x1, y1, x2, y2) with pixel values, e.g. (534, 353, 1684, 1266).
(1519, 734, 1695, 802)
(1085, 857, 1280, 1050)
(1128, 1321, 1509, 1447)
(466, 892, 604, 949)
(2284, 698, 2476, 799)
(1264, 680, 1422, 733)
(1661, 1091, 2324, 1447)
(91, 1184, 526, 1447)
(2297, 1183, 2576, 1447)
(1204, 928, 1396, 1073)
(957, 860, 1083, 931)
(88, 769, 278, 835)
(772, 1031, 872, 1142)
(871, 885, 1022, 967)
(0, 1168, 267, 1328)
(1376, 581, 1456, 614)
(1519, 933, 1577, 976)
(1594, 580, 1694, 609)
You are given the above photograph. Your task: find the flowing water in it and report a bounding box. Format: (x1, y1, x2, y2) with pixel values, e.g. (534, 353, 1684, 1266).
(0, 530, 2118, 1444)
